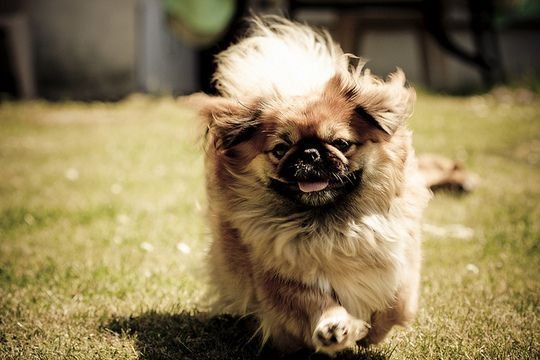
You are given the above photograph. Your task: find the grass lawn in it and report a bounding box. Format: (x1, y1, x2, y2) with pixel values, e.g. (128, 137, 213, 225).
(0, 90, 539, 359)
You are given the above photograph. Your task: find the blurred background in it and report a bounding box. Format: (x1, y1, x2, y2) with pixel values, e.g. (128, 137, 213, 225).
(1, 0, 539, 100)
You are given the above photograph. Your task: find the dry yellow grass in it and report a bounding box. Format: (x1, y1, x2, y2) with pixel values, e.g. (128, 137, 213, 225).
(0, 90, 538, 359)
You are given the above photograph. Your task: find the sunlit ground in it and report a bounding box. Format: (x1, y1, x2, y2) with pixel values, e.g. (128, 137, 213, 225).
(0, 90, 538, 359)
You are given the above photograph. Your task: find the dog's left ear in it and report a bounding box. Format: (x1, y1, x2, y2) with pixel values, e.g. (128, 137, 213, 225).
(331, 70, 415, 136)
(357, 69, 415, 136)
(199, 96, 261, 150)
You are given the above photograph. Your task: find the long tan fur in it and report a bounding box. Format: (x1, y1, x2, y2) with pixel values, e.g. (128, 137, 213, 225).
(201, 16, 431, 355)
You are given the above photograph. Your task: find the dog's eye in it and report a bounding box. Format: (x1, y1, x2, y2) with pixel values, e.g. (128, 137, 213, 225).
(332, 139, 352, 152)
(271, 143, 289, 159)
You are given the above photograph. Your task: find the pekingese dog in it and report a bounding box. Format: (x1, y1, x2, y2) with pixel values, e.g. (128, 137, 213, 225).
(200, 16, 431, 355)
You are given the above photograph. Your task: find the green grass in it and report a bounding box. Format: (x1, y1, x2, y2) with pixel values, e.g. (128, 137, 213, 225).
(0, 90, 539, 359)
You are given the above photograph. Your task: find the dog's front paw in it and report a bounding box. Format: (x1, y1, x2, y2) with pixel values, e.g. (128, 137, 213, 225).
(312, 307, 370, 355)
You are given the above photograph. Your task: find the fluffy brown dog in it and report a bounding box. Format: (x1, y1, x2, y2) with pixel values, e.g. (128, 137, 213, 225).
(200, 16, 431, 355)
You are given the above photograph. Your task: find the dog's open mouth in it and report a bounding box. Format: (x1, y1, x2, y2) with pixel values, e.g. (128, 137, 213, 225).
(269, 170, 362, 206)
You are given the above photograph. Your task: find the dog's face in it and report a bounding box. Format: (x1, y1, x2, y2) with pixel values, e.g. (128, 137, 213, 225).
(261, 84, 391, 207)
(203, 73, 413, 208)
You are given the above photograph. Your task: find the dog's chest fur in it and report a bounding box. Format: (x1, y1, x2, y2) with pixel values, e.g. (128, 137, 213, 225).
(228, 204, 411, 319)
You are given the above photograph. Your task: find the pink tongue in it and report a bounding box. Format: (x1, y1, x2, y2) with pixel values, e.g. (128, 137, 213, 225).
(298, 181, 329, 193)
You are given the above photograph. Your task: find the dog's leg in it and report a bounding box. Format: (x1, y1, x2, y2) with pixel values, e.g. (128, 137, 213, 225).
(256, 271, 370, 354)
(363, 267, 420, 345)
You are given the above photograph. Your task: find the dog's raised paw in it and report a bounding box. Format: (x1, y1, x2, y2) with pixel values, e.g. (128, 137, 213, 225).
(312, 309, 370, 354)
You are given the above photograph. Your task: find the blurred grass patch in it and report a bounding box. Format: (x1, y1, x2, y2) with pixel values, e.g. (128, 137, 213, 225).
(0, 90, 539, 359)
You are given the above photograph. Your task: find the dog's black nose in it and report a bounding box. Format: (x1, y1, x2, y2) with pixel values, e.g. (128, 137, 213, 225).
(303, 148, 321, 162)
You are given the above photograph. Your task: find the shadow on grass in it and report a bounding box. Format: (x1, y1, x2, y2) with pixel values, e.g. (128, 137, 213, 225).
(104, 311, 387, 360)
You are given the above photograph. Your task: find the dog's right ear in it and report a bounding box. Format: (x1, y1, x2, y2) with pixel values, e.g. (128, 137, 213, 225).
(199, 96, 261, 150)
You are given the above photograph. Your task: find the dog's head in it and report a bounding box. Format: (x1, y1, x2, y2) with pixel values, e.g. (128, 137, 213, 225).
(202, 71, 414, 209)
